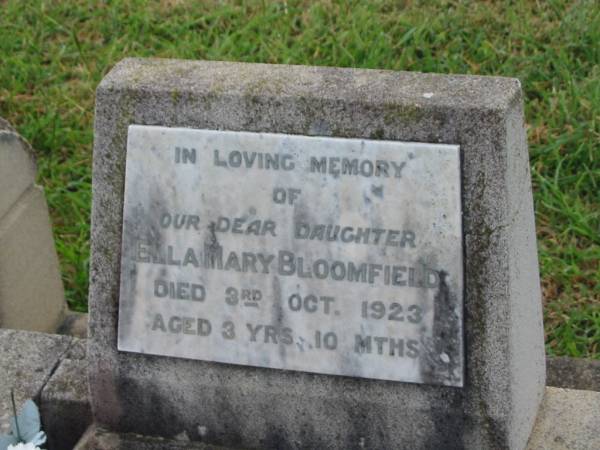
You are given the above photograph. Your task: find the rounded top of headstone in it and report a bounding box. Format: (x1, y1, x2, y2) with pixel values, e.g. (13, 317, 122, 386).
(0, 117, 36, 164)
(0, 129, 37, 167)
(0, 116, 16, 132)
(0, 128, 38, 218)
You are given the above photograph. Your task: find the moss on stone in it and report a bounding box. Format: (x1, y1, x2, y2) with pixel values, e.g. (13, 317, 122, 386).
(382, 103, 424, 126)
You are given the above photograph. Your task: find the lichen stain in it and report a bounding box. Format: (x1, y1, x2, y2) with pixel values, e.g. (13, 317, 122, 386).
(382, 103, 424, 127)
(419, 270, 461, 386)
(205, 220, 220, 252)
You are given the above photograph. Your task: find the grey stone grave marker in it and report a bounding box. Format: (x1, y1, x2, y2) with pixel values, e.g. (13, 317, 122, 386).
(89, 58, 545, 449)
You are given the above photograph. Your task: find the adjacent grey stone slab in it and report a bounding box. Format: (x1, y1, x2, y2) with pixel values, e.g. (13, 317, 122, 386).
(0, 130, 37, 219)
(90, 58, 545, 449)
(546, 357, 600, 392)
(119, 125, 463, 386)
(0, 185, 67, 333)
(65, 334, 87, 359)
(526, 387, 600, 450)
(0, 124, 67, 333)
(0, 329, 73, 435)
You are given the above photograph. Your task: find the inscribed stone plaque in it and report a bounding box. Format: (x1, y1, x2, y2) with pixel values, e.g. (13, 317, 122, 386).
(118, 125, 463, 386)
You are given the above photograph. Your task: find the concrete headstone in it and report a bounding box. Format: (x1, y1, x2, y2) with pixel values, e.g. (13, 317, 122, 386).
(89, 58, 545, 449)
(0, 131, 37, 219)
(0, 127, 66, 333)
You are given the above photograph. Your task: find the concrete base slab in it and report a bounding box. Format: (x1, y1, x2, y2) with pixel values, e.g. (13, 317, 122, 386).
(546, 357, 600, 392)
(526, 387, 600, 450)
(0, 329, 74, 435)
(0, 329, 90, 449)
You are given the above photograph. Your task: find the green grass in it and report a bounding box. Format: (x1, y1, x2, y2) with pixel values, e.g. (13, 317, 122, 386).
(0, 0, 598, 358)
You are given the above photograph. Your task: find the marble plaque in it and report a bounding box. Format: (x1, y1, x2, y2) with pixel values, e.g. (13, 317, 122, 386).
(118, 125, 464, 386)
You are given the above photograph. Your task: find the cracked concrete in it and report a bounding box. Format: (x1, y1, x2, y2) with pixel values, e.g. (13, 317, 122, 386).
(0, 329, 74, 434)
(0, 329, 90, 449)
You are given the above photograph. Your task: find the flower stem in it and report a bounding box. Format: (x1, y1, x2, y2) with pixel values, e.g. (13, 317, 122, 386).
(10, 389, 22, 442)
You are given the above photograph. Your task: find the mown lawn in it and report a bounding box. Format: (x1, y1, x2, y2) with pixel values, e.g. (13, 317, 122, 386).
(0, 0, 598, 358)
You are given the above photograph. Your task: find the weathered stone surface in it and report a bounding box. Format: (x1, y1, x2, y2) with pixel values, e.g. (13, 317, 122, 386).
(65, 335, 87, 359)
(0, 123, 67, 333)
(41, 358, 92, 450)
(0, 185, 66, 333)
(89, 58, 545, 449)
(546, 357, 600, 392)
(526, 387, 600, 450)
(0, 329, 73, 435)
(0, 130, 36, 219)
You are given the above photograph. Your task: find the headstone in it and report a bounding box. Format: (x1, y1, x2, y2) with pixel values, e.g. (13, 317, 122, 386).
(0, 126, 66, 333)
(89, 58, 545, 449)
